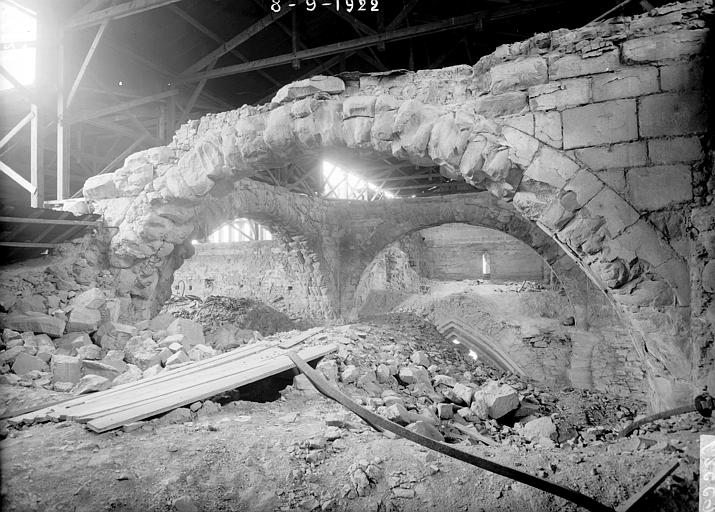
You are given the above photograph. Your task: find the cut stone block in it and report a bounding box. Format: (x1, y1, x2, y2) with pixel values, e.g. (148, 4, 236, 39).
(76, 344, 102, 360)
(51, 354, 81, 383)
(81, 360, 122, 381)
(67, 306, 101, 332)
(563, 99, 638, 149)
(113, 364, 143, 386)
(472, 381, 519, 420)
(166, 318, 205, 350)
(72, 288, 106, 309)
(73, 374, 111, 394)
(4, 313, 66, 337)
(12, 352, 49, 375)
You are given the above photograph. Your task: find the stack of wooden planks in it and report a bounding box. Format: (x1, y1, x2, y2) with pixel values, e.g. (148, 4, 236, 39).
(8, 338, 336, 433)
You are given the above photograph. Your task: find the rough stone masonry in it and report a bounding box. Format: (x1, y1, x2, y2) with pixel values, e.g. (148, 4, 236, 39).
(64, 0, 714, 411)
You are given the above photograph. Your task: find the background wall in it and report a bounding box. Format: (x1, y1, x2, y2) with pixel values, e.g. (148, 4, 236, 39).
(172, 241, 330, 323)
(419, 224, 547, 280)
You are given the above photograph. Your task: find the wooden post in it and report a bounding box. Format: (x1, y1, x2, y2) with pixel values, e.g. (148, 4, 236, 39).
(56, 37, 70, 200)
(159, 103, 166, 142)
(30, 104, 43, 207)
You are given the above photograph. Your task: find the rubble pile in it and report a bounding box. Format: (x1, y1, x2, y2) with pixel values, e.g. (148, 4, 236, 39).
(278, 313, 653, 449)
(161, 295, 298, 337)
(0, 287, 229, 394)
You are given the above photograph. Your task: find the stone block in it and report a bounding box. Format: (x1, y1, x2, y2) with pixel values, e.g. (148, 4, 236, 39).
(525, 146, 580, 188)
(489, 57, 547, 93)
(166, 318, 205, 350)
(502, 113, 534, 135)
(406, 421, 444, 442)
(472, 381, 519, 419)
(563, 99, 638, 149)
(72, 288, 106, 309)
(534, 111, 562, 148)
(113, 364, 143, 386)
(584, 188, 639, 236)
(81, 360, 122, 381)
(549, 50, 620, 80)
(639, 92, 707, 137)
(73, 374, 111, 394)
(627, 165, 692, 210)
(342, 95, 376, 118)
(67, 306, 101, 332)
(4, 313, 66, 337)
(622, 30, 707, 63)
(143, 364, 163, 379)
(12, 352, 49, 375)
(317, 359, 339, 382)
(443, 382, 474, 406)
(83, 173, 118, 200)
(660, 61, 704, 91)
(398, 366, 430, 385)
(410, 350, 430, 368)
(648, 136, 703, 164)
(520, 416, 557, 441)
(528, 79, 590, 111)
(573, 142, 647, 170)
(187, 344, 216, 361)
(433, 374, 457, 387)
(272, 75, 345, 104)
(76, 343, 102, 360)
(51, 354, 81, 383)
(474, 92, 528, 117)
(165, 350, 190, 367)
(436, 403, 454, 419)
(0, 346, 24, 365)
(591, 67, 658, 101)
(341, 364, 359, 384)
(383, 403, 412, 426)
(502, 126, 539, 167)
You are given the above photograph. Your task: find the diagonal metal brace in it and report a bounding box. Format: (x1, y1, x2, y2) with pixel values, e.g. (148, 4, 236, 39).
(288, 351, 679, 512)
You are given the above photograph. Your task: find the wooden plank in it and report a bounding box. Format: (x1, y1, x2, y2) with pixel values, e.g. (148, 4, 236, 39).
(65, 0, 182, 31)
(7, 343, 274, 426)
(56, 41, 69, 201)
(0, 216, 100, 226)
(0, 111, 34, 150)
(66, 346, 289, 421)
(66, 20, 109, 109)
(615, 461, 679, 512)
(0, 161, 36, 194)
(181, 2, 305, 76)
(278, 326, 326, 349)
(86, 345, 336, 432)
(68, 89, 179, 124)
(0, 241, 58, 248)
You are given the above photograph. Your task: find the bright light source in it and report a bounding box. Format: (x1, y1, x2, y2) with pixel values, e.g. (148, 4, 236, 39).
(0, 2, 37, 91)
(322, 160, 395, 200)
(468, 350, 478, 360)
(191, 239, 198, 245)
(452, 339, 461, 345)
(118, 81, 124, 86)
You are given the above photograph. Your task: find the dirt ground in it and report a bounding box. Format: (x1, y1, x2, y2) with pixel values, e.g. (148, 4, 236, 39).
(0, 316, 709, 512)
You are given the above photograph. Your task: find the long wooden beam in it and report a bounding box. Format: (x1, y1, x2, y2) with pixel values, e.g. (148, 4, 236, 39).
(0, 241, 58, 248)
(177, 13, 483, 83)
(0, 216, 100, 227)
(181, 2, 305, 76)
(66, 20, 109, 109)
(65, 0, 182, 31)
(68, 89, 178, 124)
(0, 161, 37, 194)
(0, 111, 34, 150)
(168, 6, 282, 87)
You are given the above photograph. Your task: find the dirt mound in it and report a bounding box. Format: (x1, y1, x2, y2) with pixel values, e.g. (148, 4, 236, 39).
(161, 295, 298, 336)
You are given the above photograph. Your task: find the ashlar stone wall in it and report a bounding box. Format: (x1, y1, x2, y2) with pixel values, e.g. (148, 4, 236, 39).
(81, 0, 712, 410)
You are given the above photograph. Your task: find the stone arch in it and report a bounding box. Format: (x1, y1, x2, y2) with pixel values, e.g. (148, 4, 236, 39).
(339, 192, 587, 322)
(438, 318, 526, 376)
(82, 5, 709, 409)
